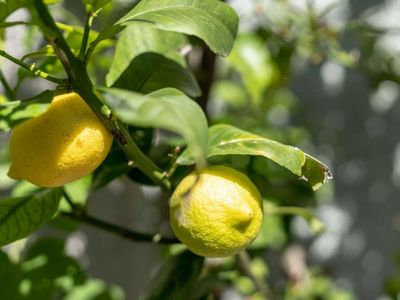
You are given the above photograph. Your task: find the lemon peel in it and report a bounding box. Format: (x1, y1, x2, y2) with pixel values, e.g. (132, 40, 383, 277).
(169, 165, 263, 257)
(8, 92, 112, 187)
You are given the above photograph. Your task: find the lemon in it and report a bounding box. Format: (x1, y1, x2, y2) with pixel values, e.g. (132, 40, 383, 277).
(169, 165, 263, 257)
(8, 92, 112, 187)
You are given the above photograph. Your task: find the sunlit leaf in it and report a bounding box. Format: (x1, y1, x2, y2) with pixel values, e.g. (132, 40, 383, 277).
(116, 0, 239, 56)
(0, 188, 62, 247)
(100, 87, 208, 167)
(106, 23, 200, 97)
(178, 124, 331, 190)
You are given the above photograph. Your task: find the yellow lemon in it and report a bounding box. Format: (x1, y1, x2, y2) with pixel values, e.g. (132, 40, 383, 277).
(169, 165, 263, 257)
(8, 92, 112, 187)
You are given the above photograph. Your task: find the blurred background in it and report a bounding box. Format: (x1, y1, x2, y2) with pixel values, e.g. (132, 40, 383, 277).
(1, 0, 400, 299)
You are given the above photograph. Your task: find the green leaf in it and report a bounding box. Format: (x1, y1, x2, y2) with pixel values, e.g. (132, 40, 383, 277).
(82, 0, 111, 12)
(116, 0, 239, 56)
(64, 279, 124, 300)
(86, 24, 124, 62)
(0, 188, 63, 247)
(106, 23, 186, 85)
(0, 0, 25, 23)
(0, 90, 53, 131)
(228, 34, 277, 105)
(109, 53, 201, 97)
(100, 87, 208, 167)
(139, 251, 204, 300)
(106, 23, 200, 97)
(178, 124, 332, 190)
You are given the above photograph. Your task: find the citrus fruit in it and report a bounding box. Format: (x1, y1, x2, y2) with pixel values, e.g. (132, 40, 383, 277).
(169, 165, 263, 257)
(8, 92, 112, 187)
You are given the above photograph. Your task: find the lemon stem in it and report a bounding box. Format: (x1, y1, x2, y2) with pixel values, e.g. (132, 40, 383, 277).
(0, 49, 66, 85)
(0, 21, 30, 28)
(31, 0, 171, 191)
(0, 69, 15, 100)
(237, 251, 273, 299)
(267, 206, 325, 234)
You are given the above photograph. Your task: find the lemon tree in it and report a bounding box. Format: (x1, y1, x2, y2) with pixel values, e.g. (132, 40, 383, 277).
(0, 0, 347, 299)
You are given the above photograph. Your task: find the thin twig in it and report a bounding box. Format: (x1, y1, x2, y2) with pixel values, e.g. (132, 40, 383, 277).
(237, 251, 273, 299)
(61, 211, 178, 244)
(0, 49, 66, 85)
(0, 21, 30, 28)
(0, 69, 16, 100)
(62, 190, 80, 210)
(61, 190, 177, 244)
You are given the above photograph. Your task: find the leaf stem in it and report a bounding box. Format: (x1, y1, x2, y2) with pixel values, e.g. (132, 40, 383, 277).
(0, 69, 16, 100)
(32, 0, 171, 191)
(0, 49, 66, 85)
(267, 205, 325, 234)
(61, 211, 178, 244)
(237, 251, 273, 299)
(0, 21, 30, 28)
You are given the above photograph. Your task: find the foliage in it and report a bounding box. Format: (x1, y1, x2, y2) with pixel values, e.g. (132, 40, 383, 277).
(2, 0, 393, 299)
(0, 237, 123, 300)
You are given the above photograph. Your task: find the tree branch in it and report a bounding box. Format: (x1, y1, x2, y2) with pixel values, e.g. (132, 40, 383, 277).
(61, 190, 177, 244)
(0, 49, 66, 85)
(31, 0, 171, 191)
(0, 69, 16, 100)
(196, 46, 217, 118)
(61, 211, 178, 244)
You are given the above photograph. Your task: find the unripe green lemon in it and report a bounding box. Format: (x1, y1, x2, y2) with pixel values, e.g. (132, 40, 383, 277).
(169, 165, 263, 257)
(8, 92, 112, 187)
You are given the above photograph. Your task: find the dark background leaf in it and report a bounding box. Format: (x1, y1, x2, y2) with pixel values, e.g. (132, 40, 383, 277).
(139, 250, 204, 300)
